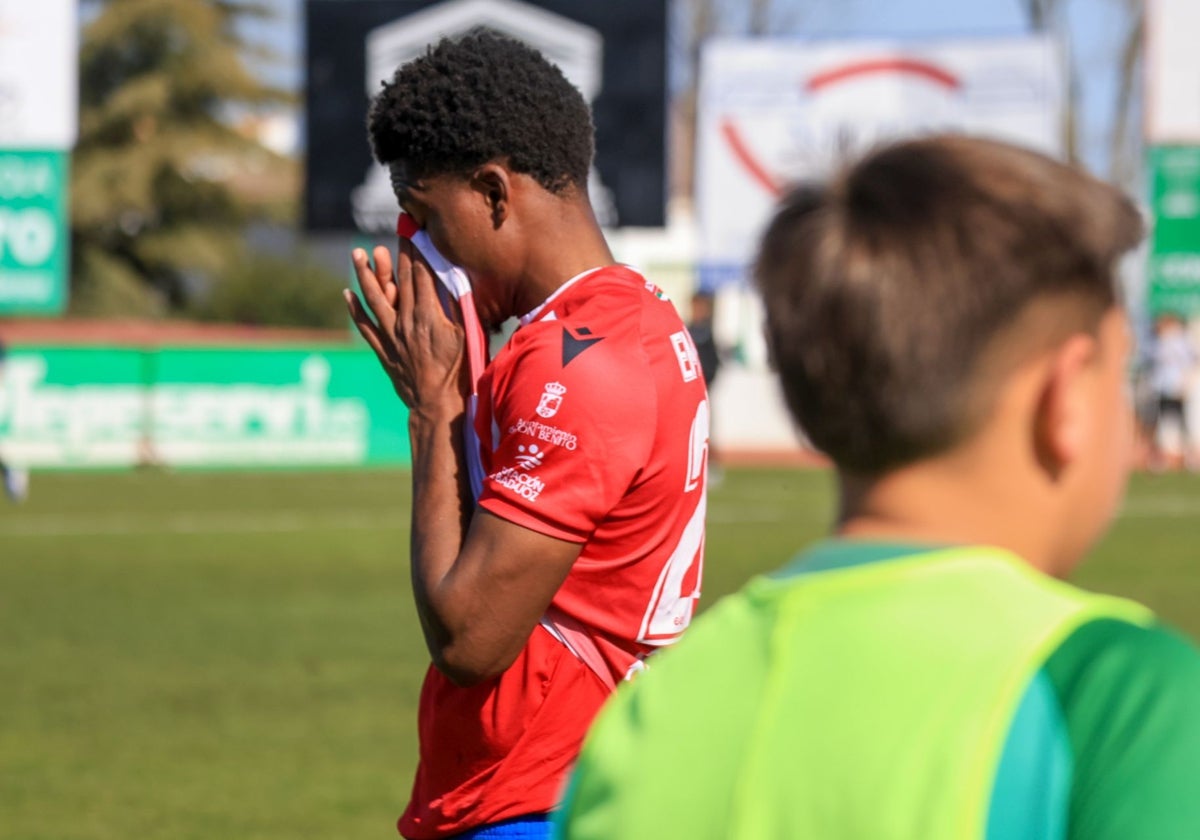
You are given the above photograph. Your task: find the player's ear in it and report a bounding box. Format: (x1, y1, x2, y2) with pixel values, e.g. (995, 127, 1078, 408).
(472, 164, 510, 230)
(1031, 333, 1099, 481)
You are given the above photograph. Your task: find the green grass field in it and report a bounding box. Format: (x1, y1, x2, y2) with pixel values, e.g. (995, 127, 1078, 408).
(2, 468, 1198, 839)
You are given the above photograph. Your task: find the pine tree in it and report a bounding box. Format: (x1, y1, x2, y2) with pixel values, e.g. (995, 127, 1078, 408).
(71, 0, 293, 317)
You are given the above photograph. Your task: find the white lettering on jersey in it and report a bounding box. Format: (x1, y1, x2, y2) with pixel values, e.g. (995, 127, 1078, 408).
(670, 330, 701, 383)
(490, 466, 546, 502)
(509, 418, 579, 450)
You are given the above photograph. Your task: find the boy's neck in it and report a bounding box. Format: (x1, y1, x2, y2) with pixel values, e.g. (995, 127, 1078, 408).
(835, 454, 1067, 577)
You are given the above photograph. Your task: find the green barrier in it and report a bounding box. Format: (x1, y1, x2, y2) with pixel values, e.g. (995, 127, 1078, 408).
(0, 345, 411, 469)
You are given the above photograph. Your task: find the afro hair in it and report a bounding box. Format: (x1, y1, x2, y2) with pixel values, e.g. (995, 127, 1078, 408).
(368, 31, 595, 194)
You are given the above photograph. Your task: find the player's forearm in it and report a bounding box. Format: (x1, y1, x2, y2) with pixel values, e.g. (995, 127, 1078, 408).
(407, 406, 476, 672)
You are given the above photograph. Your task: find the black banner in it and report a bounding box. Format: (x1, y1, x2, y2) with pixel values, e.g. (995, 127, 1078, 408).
(304, 0, 667, 232)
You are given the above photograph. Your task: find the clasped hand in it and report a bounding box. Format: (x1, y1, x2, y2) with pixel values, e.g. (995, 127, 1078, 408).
(345, 240, 467, 415)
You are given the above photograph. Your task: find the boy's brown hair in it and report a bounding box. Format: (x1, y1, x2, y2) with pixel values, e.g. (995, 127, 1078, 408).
(755, 134, 1144, 475)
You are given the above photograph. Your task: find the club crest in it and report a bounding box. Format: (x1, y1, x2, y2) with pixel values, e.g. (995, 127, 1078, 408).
(537, 382, 567, 418)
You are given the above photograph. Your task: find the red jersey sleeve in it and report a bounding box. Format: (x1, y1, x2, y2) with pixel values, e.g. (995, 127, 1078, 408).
(478, 322, 655, 542)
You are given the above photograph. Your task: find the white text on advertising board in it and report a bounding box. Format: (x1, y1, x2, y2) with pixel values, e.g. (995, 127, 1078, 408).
(0, 155, 57, 267)
(0, 356, 369, 466)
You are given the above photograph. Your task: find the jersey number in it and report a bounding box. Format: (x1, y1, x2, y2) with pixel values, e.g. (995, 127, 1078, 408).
(637, 400, 708, 644)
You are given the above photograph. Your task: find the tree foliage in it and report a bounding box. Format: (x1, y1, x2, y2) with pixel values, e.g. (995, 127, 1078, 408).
(189, 251, 349, 330)
(1108, 0, 1145, 189)
(1018, 0, 1145, 185)
(671, 0, 857, 198)
(72, 0, 293, 318)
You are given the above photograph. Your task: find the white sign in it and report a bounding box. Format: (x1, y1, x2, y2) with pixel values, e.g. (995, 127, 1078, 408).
(364, 0, 601, 101)
(0, 0, 78, 149)
(694, 35, 1065, 455)
(351, 0, 616, 232)
(696, 35, 1065, 273)
(1146, 0, 1200, 143)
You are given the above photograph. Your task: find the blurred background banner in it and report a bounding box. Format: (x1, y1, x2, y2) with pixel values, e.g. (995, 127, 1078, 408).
(304, 0, 668, 234)
(0, 0, 78, 316)
(1147, 147, 1200, 317)
(694, 33, 1065, 452)
(1146, 0, 1200, 318)
(695, 34, 1064, 289)
(0, 152, 70, 315)
(0, 346, 411, 469)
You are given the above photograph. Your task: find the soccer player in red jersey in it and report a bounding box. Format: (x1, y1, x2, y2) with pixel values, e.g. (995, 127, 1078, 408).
(343, 33, 709, 840)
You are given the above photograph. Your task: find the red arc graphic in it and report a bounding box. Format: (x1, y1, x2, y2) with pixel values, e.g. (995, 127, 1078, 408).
(718, 57, 960, 198)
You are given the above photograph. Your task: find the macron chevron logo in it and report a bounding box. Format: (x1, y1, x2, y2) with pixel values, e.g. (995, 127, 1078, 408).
(562, 326, 604, 367)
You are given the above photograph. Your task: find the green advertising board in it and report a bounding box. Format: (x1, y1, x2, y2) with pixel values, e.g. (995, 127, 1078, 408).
(0, 346, 411, 469)
(0, 150, 69, 315)
(1149, 145, 1200, 317)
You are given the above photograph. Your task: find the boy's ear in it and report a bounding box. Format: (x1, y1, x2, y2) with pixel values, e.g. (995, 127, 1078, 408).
(1032, 333, 1099, 480)
(472, 164, 510, 229)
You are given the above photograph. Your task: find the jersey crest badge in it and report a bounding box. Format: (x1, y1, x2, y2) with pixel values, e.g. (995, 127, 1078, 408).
(537, 382, 567, 418)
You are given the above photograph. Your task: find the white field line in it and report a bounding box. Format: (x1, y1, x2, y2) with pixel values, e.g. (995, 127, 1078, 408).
(0, 510, 409, 537)
(2, 496, 1196, 539)
(2, 507, 793, 537)
(707, 506, 827, 525)
(1120, 497, 1200, 518)
(707, 496, 1200, 525)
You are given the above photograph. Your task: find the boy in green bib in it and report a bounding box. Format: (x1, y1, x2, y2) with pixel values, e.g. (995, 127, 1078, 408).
(554, 135, 1200, 840)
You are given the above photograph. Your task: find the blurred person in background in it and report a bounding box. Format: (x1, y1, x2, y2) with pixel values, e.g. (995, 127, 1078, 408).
(0, 336, 29, 503)
(687, 290, 722, 483)
(556, 136, 1200, 839)
(345, 33, 708, 840)
(1148, 311, 1198, 472)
